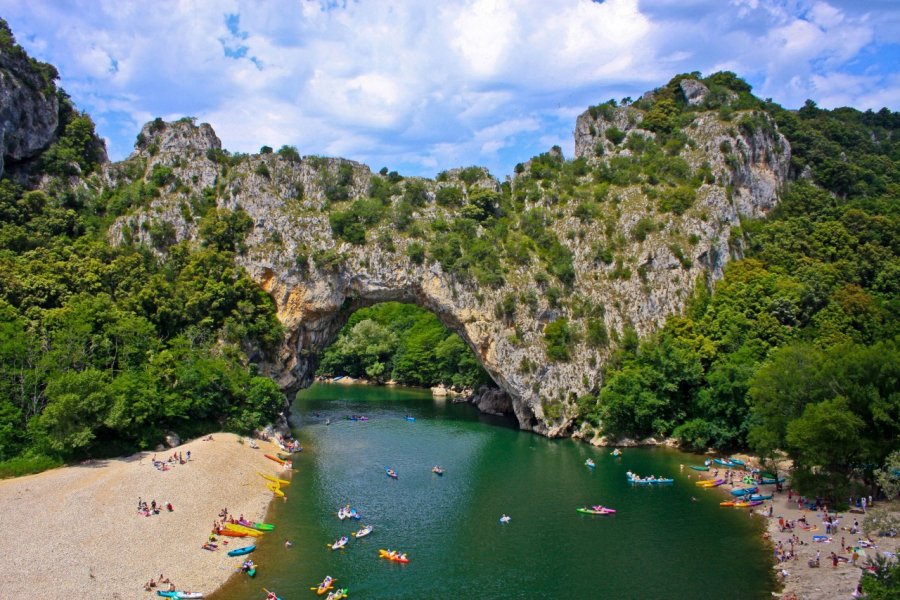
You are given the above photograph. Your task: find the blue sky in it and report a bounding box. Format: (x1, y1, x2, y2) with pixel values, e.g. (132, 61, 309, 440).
(3, 0, 898, 178)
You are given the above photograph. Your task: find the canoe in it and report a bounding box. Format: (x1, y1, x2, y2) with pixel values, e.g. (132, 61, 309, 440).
(730, 487, 758, 496)
(218, 529, 249, 538)
(689, 465, 710, 471)
(720, 501, 735, 507)
(352, 525, 373, 538)
(761, 477, 786, 484)
(224, 523, 264, 536)
(729, 457, 745, 466)
(259, 472, 290, 485)
(576, 507, 616, 515)
(713, 458, 735, 467)
(264, 454, 285, 464)
(315, 577, 335, 596)
(226, 545, 256, 557)
(379, 549, 410, 563)
(329, 536, 349, 550)
(750, 494, 773, 501)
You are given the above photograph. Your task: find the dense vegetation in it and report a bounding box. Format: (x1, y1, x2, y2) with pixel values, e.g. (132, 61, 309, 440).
(316, 302, 490, 390)
(576, 77, 899, 503)
(0, 23, 285, 475)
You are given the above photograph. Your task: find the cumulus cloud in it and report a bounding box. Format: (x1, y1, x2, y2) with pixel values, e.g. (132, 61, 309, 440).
(0, 0, 896, 176)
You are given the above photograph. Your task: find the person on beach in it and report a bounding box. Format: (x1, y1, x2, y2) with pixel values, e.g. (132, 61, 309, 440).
(187, 450, 191, 460)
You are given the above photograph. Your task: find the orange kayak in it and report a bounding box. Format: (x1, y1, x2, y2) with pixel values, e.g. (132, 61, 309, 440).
(218, 529, 249, 537)
(265, 454, 285, 464)
(719, 501, 735, 507)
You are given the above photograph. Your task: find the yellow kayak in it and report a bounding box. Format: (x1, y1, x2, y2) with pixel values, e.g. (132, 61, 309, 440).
(695, 479, 718, 487)
(224, 523, 264, 536)
(266, 481, 285, 498)
(259, 472, 290, 485)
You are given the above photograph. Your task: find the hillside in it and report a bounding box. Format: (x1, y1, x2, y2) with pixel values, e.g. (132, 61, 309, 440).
(0, 18, 897, 501)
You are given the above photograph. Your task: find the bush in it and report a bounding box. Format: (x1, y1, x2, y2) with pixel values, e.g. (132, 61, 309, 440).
(544, 318, 574, 361)
(659, 186, 697, 215)
(605, 126, 626, 145)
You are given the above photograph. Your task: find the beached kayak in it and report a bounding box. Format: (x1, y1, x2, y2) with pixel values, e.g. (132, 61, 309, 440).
(259, 472, 290, 485)
(730, 487, 758, 496)
(227, 545, 256, 556)
(713, 458, 735, 467)
(696, 479, 725, 487)
(156, 593, 204, 599)
(251, 522, 275, 531)
(689, 465, 710, 471)
(264, 454, 285, 464)
(728, 457, 745, 466)
(266, 481, 285, 498)
(352, 525, 374, 538)
(750, 494, 773, 501)
(224, 523, 264, 536)
(761, 477, 786, 484)
(379, 549, 410, 563)
(734, 500, 763, 508)
(218, 529, 249, 538)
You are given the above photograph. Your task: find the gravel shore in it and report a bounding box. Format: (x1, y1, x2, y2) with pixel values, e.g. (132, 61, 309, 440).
(0, 433, 289, 599)
(691, 461, 899, 600)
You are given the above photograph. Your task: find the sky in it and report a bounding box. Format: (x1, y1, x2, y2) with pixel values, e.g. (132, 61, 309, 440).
(3, 0, 899, 178)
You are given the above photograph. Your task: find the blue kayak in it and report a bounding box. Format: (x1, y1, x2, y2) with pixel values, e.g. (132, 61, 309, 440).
(730, 487, 758, 496)
(227, 544, 256, 557)
(728, 457, 745, 466)
(761, 477, 786, 484)
(405, 415, 416, 422)
(713, 458, 735, 467)
(750, 494, 773, 501)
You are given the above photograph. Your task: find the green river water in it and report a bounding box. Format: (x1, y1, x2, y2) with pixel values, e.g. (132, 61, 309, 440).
(213, 383, 775, 599)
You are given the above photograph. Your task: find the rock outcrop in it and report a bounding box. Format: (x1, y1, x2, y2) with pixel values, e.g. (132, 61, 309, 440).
(0, 23, 60, 177)
(106, 83, 790, 438)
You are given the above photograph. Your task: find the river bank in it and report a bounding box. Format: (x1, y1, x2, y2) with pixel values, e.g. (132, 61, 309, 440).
(0, 432, 285, 599)
(691, 460, 899, 600)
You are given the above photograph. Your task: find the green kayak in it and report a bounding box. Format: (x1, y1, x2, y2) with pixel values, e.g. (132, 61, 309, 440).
(689, 465, 710, 471)
(252, 522, 275, 531)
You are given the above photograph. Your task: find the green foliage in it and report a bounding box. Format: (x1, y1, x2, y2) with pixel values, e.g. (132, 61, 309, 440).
(40, 112, 104, 177)
(605, 126, 626, 145)
(544, 318, 574, 362)
(198, 207, 253, 253)
(860, 553, 900, 600)
(435, 186, 463, 207)
(659, 186, 696, 215)
(317, 302, 489, 389)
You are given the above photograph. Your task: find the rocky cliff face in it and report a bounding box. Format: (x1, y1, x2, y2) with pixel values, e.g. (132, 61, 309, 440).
(106, 83, 790, 437)
(0, 33, 60, 177)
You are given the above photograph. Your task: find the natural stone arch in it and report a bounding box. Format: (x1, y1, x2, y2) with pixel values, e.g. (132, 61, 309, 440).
(108, 101, 790, 437)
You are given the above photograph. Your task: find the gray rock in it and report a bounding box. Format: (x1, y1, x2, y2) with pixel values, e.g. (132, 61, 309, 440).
(164, 432, 181, 448)
(679, 78, 709, 106)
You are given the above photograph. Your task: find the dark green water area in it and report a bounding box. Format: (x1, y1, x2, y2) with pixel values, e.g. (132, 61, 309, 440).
(213, 383, 774, 599)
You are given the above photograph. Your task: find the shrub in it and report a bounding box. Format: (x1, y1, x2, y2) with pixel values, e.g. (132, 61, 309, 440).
(659, 186, 697, 215)
(605, 126, 626, 145)
(436, 186, 464, 207)
(544, 318, 574, 361)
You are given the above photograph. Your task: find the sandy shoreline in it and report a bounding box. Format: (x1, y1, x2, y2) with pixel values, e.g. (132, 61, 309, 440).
(691, 461, 899, 600)
(0, 433, 290, 599)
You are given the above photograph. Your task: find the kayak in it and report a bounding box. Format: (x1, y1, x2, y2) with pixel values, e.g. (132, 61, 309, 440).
(720, 501, 735, 507)
(577, 507, 616, 515)
(329, 536, 349, 550)
(156, 593, 204, 600)
(264, 454, 285, 464)
(405, 416, 416, 422)
(379, 548, 410, 563)
(585, 459, 596, 468)
(326, 589, 349, 600)
(432, 466, 445, 475)
(696, 479, 725, 487)
(266, 482, 285, 498)
(224, 523, 264, 536)
(247, 566, 256, 578)
(734, 500, 763, 508)
(218, 529, 249, 538)
(730, 487, 758, 496)
(713, 458, 735, 467)
(729, 457, 745, 466)
(259, 472, 290, 485)
(384, 467, 398, 479)
(750, 494, 773, 501)
(314, 576, 335, 595)
(611, 449, 621, 457)
(499, 515, 511, 524)
(689, 465, 710, 471)
(352, 525, 374, 538)
(251, 522, 275, 531)
(628, 476, 674, 484)
(338, 506, 361, 520)
(227, 545, 256, 557)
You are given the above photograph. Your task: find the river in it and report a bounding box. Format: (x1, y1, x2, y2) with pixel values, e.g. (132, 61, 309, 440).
(212, 383, 774, 599)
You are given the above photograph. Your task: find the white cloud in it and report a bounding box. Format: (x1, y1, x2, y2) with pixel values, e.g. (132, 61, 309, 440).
(0, 0, 896, 177)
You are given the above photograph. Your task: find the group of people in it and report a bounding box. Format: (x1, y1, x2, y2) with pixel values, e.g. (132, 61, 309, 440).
(143, 573, 174, 592)
(137, 497, 173, 517)
(151, 450, 191, 472)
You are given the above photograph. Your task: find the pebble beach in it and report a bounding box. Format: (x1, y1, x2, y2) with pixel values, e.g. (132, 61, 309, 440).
(0, 433, 287, 599)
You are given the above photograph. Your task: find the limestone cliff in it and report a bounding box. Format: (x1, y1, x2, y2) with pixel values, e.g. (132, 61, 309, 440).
(106, 79, 790, 437)
(0, 21, 60, 177)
